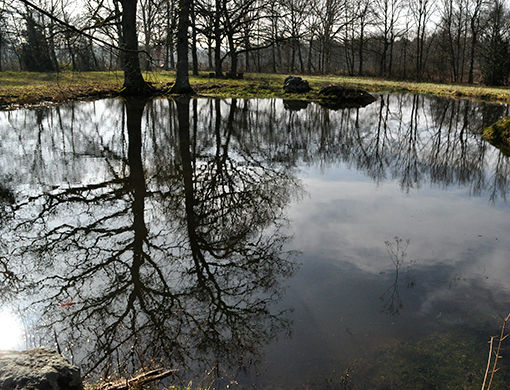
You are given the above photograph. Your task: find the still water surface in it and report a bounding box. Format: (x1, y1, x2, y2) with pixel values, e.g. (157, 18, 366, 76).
(0, 94, 509, 388)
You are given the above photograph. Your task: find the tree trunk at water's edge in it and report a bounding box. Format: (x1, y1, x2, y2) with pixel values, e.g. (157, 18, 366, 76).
(119, 0, 152, 95)
(171, 0, 195, 94)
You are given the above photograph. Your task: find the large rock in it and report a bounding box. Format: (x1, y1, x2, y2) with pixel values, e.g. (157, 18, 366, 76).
(0, 348, 83, 390)
(283, 76, 311, 93)
(318, 85, 377, 109)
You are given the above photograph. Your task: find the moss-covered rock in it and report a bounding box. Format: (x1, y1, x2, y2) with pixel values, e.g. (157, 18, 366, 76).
(482, 116, 510, 156)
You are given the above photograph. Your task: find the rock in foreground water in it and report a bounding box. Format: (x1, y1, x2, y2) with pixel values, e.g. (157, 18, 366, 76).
(0, 348, 83, 390)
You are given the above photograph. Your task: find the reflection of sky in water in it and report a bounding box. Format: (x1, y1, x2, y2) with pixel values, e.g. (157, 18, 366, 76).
(259, 162, 510, 386)
(1, 96, 510, 387)
(0, 308, 24, 350)
(294, 164, 510, 275)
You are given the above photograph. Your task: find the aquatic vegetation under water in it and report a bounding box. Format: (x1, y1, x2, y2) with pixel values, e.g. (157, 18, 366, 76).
(356, 330, 510, 390)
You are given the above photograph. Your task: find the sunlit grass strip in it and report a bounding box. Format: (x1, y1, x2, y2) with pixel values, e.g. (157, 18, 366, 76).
(242, 73, 510, 103)
(1, 70, 510, 107)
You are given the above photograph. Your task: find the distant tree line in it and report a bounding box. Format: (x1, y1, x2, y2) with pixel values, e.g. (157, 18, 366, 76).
(0, 0, 509, 86)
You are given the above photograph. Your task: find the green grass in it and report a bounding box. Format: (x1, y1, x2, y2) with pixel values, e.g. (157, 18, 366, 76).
(1, 70, 510, 107)
(482, 116, 510, 155)
(0, 71, 123, 106)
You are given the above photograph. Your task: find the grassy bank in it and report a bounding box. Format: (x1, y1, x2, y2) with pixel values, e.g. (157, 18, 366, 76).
(0, 71, 123, 107)
(1, 70, 510, 108)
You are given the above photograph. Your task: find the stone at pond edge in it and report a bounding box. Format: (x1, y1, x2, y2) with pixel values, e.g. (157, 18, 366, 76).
(283, 76, 311, 93)
(0, 348, 83, 390)
(318, 85, 377, 109)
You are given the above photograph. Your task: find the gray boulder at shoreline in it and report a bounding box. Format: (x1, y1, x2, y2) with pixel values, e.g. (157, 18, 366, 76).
(0, 348, 83, 390)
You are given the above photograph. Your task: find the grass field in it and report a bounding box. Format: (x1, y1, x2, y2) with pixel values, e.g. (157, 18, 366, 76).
(1, 70, 510, 107)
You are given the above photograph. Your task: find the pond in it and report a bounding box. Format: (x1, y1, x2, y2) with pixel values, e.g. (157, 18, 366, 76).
(0, 94, 509, 389)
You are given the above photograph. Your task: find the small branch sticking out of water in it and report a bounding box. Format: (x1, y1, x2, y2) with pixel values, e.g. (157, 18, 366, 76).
(481, 312, 510, 390)
(482, 336, 495, 390)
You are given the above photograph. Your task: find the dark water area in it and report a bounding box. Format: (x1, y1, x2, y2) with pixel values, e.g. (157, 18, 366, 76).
(0, 94, 510, 389)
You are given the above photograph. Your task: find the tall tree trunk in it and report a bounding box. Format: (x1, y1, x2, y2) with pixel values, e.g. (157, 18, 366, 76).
(89, 37, 99, 69)
(380, 37, 388, 76)
(208, 35, 213, 69)
(169, 0, 176, 69)
(65, 33, 75, 70)
(244, 28, 250, 72)
(298, 42, 304, 73)
(290, 41, 296, 72)
(214, 0, 222, 76)
(358, 23, 364, 75)
(164, 0, 170, 69)
(272, 36, 277, 73)
(307, 35, 313, 73)
(468, 29, 477, 84)
(191, 0, 199, 75)
(416, 18, 422, 79)
(171, 0, 195, 93)
(144, 35, 152, 70)
(460, 17, 468, 83)
(468, 0, 481, 84)
(257, 46, 261, 72)
(47, 22, 60, 72)
(169, 24, 176, 68)
(227, 33, 237, 77)
(113, 0, 126, 69)
(271, 10, 278, 73)
(142, 0, 152, 70)
(119, 0, 150, 94)
(388, 34, 394, 77)
(403, 38, 408, 78)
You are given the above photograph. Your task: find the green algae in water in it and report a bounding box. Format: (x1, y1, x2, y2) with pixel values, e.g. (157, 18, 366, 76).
(356, 331, 510, 390)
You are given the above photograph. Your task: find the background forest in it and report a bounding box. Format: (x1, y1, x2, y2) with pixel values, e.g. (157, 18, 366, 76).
(0, 0, 509, 87)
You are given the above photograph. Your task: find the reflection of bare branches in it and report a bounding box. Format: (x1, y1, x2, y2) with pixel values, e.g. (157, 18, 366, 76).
(0, 180, 19, 300)
(1, 97, 299, 384)
(228, 94, 510, 200)
(488, 153, 510, 203)
(385, 236, 410, 270)
(1, 95, 508, 201)
(380, 237, 415, 316)
(0, 250, 20, 300)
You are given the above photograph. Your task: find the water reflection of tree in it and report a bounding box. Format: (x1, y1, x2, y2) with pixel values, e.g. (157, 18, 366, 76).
(229, 95, 510, 199)
(2, 97, 299, 384)
(1, 94, 509, 383)
(379, 237, 416, 316)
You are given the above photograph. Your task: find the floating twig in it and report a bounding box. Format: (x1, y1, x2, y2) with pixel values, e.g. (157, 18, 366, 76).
(98, 368, 177, 390)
